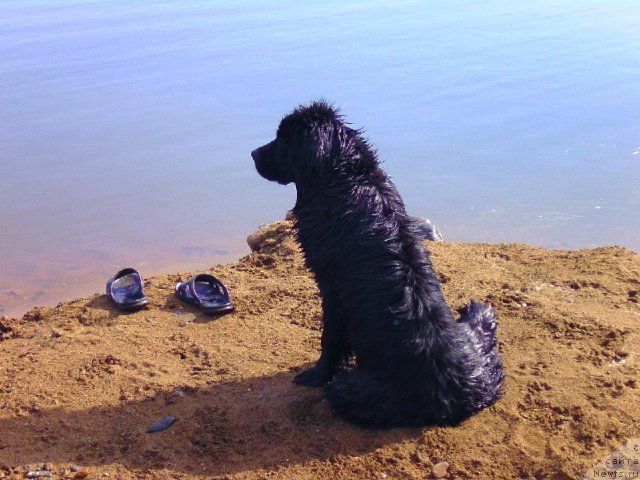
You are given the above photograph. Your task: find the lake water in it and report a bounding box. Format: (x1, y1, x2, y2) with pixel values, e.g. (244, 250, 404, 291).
(2, 1, 639, 318)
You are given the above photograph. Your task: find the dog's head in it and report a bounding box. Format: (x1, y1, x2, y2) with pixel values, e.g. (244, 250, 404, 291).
(251, 100, 375, 187)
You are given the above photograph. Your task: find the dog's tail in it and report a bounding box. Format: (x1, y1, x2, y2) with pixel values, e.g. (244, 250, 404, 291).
(458, 300, 499, 355)
(325, 301, 503, 428)
(457, 300, 504, 407)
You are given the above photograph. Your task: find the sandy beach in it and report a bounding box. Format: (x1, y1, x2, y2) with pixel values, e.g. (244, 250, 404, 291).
(1, 221, 639, 479)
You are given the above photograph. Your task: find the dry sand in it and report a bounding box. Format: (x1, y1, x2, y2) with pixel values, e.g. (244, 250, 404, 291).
(1, 221, 639, 479)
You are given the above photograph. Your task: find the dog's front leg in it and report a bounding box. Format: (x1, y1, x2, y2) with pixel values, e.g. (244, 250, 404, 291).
(293, 292, 348, 387)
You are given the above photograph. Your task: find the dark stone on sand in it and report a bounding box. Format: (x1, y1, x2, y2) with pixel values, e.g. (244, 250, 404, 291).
(146, 415, 176, 433)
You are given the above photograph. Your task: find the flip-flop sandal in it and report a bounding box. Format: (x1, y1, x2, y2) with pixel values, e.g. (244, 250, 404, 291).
(106, 268, 149, 310)
(175, 273, 234, 315)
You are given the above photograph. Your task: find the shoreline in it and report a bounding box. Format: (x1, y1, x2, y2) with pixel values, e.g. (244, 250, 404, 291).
(1, 221, 639, 479)
(3, 221, 638, 322)
(0, 244, 249, 321)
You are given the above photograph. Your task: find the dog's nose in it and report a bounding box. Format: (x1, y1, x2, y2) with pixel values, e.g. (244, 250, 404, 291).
(251, 148, 260, 161)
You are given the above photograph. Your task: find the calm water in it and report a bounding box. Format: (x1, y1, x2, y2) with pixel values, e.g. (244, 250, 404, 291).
(2, 1, 639, 317)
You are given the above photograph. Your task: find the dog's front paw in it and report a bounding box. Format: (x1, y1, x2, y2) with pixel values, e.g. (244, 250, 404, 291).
(293, 365, 331, 387)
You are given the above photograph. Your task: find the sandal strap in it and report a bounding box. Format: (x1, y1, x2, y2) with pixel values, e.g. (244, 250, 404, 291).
(107, 267, 142, 296)
(185, 274, 229, 304)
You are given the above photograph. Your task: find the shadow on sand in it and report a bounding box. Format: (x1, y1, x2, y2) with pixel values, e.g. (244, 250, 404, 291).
(0, 367, 421, 477)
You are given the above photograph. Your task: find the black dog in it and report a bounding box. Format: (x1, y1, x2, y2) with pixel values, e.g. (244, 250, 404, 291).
(251, 101, 504, 427)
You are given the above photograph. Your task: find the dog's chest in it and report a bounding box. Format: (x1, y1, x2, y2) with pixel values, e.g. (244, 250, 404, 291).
(296, 225, 336, 273)
(294, 214, 350, 273)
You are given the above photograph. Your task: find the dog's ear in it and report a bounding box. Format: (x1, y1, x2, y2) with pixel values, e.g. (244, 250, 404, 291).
(330, 124, 378, 176)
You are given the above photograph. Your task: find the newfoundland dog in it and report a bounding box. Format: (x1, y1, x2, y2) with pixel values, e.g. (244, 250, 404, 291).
(251, 100, 504, 427)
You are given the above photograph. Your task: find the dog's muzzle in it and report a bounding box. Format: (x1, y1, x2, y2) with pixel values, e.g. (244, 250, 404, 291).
(251, 141, 276, 163)
(251, 140, 292, 185)
(251, 142, 278, 182)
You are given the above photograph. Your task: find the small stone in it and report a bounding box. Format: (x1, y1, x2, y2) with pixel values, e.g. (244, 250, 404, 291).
(74, 470, 90, 479)
(70, 466, 83, 472)
(246, 232, 263, 252)
(26, 471, 52, 479)
(432, 461, 449, 478)
(166, 389, 188, 404)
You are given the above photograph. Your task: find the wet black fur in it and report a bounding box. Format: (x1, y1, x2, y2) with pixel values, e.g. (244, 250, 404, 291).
(252, 100, 504, 427)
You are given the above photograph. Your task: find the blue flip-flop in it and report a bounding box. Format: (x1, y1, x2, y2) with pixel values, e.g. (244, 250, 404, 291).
(175, 273, 234, 315)
(106, 268, 149, 310)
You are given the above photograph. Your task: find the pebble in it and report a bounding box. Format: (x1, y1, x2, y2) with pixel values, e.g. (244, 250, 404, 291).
(26, 472, 52, 479)
(246, 232, 264, 252)
(432, 461, 449, 478)
(74, 471, 90, 479)
(166, 389, 187, 404)
(146, 415, 176, 433)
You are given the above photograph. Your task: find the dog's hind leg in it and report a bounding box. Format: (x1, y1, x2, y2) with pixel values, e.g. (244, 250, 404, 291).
(293, 291, 350, 387)
(325, 302, 504, 427)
